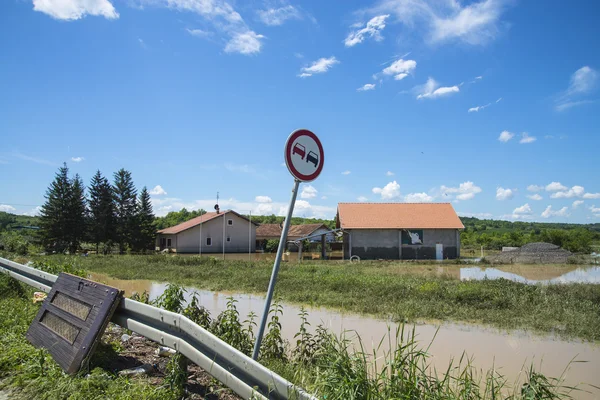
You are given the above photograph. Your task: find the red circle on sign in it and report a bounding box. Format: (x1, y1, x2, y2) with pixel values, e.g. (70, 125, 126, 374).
(284, 129, 324, 182)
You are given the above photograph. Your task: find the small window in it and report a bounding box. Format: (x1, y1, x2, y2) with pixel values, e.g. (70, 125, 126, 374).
(227, 219, 233, 226)
(226, 237, 231, 242)
(167, 238, 172, 247)
(206, 237, 212, 246)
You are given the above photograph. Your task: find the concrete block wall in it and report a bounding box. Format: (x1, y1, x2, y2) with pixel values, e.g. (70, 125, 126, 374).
(346, 229, 460, 260)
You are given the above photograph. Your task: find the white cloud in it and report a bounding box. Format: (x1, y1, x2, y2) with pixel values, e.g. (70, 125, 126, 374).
(386, 171, 395, 176)
(257, 5, 301, 26)
(440, 181, 482, 201)
(572, 200, 584, 209)
(341, 170, 351, 175)
(541, 205, 569, 218)
(321, 196, 328, 200)
(23, 206, 43, 217)
(256, 203, 273, 215)
(357, 83, 376, 91)
(566, 66, 598, 96)
(225, 31, 264, 55)
(357, 196, 369, 202)
(33, 0, 118, 20)
(225, 163, 255, 173)
(498, 130, 514, 142)
(372, 180, 401, 200)
(430, 0, 507, 44)
(527, 185, 544, 192)
(150, 185, 167, 196)
(255, 196, 272, 203)
(555, 100, 594, 112)
(404, 192, 434, 203)
(545, 182, 568, 192)
(299, 56, 339, 77)
(513, 203, 532, 215)
(0, 204, 16, 213)
(146, 0, 242, 23)
(526, 194, 543, 201)
(344, 14, 390, 47)
(186, 28, 212, 38)
(458, 212, 493, 218)
(583, 192, 600, 199)
(590, 205, 600, 214)
(301, 185, 318, 199)
(555, 66, 599, 111)
(496, 97, 503, 103)
(295, 200, 311, 210)
(416, 78, 459, 99)
(550, 185, 585, 199)
(71, 156, 84, 163)
(496, 187, 513, 201)
(381, 58, 417, 81)
(369, 0, 510, 45)
(468, 103, 491, 113)
(13, 152, 56, 166)
(138, 0, 263, 56)
(519, 132, 536, 144)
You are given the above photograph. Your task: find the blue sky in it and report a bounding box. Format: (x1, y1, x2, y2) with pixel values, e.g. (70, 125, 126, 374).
(1, 0, 600, 223)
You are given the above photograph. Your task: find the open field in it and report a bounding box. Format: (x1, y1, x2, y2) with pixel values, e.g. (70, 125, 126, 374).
(20, 254, 600, 342)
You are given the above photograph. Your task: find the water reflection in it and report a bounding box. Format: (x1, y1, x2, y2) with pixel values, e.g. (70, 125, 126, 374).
(461, 266, 600, 284)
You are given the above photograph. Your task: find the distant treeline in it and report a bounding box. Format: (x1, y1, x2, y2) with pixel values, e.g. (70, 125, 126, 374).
(36, 164, 155, 254)
(460, 217, 599, 252)
(0, 212, 40, 231)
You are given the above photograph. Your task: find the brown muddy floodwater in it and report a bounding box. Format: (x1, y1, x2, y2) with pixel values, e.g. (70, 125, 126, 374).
(90, 272, 600, 399)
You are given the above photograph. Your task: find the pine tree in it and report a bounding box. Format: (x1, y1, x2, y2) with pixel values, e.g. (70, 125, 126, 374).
(113, 168, 137, 254)
(134, 186, 156, 252)
(40, 163, 72, 253)
(88, 170, 115, 253)
(66, 174, 87, 253)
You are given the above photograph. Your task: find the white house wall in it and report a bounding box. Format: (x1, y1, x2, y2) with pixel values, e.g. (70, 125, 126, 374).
(170, 212, 257, 253)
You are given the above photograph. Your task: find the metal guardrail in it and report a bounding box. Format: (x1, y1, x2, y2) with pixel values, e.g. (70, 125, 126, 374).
(0, 257, 317, 400)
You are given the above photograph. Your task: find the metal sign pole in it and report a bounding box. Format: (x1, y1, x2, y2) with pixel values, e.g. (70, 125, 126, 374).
(249, 210, 252, 261)
(252, 179, 300, 360)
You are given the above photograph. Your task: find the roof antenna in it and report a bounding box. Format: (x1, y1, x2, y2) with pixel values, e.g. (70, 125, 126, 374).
(214, 192, 220, 214)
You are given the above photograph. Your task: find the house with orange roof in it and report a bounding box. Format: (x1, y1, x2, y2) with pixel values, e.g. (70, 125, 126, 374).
(156, 210, 258, 253)
(336, 203, 464, 260)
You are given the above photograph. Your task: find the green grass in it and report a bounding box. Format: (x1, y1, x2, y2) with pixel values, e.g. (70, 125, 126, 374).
(23, 254, 600, 342)
(0, 273, 177, 400)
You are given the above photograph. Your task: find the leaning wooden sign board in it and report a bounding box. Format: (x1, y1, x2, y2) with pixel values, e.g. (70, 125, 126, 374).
(27, 273, 123, 374)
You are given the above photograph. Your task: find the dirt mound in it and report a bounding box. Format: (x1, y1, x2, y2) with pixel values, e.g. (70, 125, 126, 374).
(486, 242, 572, 264)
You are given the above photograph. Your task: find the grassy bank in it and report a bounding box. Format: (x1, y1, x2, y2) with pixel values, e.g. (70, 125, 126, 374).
(0, 273, 577, 399)
(0, 274, 179, 400)
(22, 254, 600, 342)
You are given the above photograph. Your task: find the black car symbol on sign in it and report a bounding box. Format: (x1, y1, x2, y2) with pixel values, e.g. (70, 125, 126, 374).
(292, 143, 306, 160)
(306, 151, 318, 167)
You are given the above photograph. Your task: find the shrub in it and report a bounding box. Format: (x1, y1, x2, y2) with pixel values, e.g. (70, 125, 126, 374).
(0, 231, 30, 255)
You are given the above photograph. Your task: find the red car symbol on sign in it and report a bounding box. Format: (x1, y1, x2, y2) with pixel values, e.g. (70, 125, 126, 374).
(306, 151, 318, 167)
(292, 143, 306, 160)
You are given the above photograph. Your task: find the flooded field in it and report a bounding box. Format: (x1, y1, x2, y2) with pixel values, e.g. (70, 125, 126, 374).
(91, 272, 600, 398)
(359, 264, 600, 284)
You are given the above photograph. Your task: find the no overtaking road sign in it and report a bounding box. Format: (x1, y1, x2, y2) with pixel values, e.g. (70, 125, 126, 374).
(285, 129, 324, 182)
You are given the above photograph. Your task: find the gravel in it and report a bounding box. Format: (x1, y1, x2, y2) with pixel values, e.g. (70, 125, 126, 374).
(487, 242, 572, 264)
